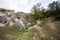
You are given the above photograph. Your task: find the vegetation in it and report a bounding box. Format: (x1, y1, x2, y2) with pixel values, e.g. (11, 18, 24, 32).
(0, 8, 8, 12)
(28, 1, 60, 40)
(0, 26, 41, 40)
(0, 1, 60, 40)
(29, 1, 60, 23)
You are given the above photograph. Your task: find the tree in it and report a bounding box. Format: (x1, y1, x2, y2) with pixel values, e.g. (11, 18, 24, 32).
(47, 1, 60, 20)
(29, 3, 41, 25)
(30, 2, 41, 20)
(29, 2, 46, 21)
(48, 1, 57, 11)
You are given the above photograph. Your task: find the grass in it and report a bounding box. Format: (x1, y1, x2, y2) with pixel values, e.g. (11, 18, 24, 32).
(0, 26, 41, 40)
(0, 25, 25, 40)
(0, 25, 57, 40)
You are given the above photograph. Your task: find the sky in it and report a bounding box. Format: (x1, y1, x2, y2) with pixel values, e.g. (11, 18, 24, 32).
(0, 0, 57, 13)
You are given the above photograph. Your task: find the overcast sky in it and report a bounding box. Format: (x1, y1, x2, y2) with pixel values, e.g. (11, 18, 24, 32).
(0, 0, 57, 13)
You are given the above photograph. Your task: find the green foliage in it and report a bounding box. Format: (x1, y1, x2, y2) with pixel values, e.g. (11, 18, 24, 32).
(29, 1, 60, 22)
(0, 8, 7, 12)
(0, 26, 41, 40)
(47, 1, 60, 20)
(48, 1, 57, 11)
(29, 6, 46, 21)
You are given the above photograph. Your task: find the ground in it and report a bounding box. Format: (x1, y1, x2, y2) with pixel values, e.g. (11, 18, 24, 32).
(0, 22, 60, 40)
(0, 25, 41, 40)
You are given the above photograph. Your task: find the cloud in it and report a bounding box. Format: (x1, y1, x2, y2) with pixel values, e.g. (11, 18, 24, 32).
(0, 0, 18, 10)
(0, 0, 41, 13)
(0, 0, 57, 13)
(17, 0, 41, 13)
(52, 0, 57, 1)
(18, 0, 28, 5)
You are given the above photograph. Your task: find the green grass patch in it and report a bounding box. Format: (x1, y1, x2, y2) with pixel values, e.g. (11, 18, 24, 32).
(0, 26, 41, 40)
